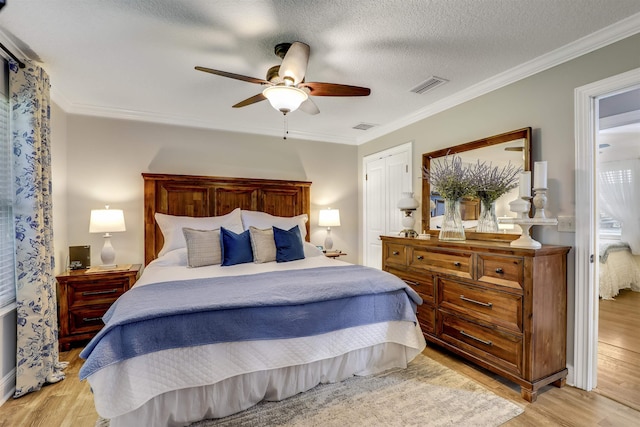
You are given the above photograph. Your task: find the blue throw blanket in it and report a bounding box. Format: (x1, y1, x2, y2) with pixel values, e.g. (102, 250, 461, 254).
(79, 265, 422, 379)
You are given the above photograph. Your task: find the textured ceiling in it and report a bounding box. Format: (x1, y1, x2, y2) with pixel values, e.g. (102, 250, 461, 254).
(1, 1, 639, 145)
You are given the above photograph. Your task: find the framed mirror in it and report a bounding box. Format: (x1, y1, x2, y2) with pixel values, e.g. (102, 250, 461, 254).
(421, 127, 532, 241)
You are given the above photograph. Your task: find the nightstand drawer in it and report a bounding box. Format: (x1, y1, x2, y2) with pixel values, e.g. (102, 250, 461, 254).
(69, 307, 109, 334)
(68, 279, 128, 308)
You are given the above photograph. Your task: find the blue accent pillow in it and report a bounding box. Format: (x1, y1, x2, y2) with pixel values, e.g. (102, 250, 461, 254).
(273, 225, 305, 263)
(220, 227, 254, 266)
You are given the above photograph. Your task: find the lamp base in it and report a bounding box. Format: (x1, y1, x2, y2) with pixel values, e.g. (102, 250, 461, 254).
(324, 232, 334, 251)
(400, 229, 418, 238)
(101, 234, 117, 266)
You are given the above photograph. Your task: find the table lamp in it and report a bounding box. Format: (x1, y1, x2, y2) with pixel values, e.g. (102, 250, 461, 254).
(89, 205, 126, 268)
(318, 208, 340, 251)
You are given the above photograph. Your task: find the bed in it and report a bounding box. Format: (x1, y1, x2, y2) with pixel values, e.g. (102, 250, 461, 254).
(599, 241, 640, 299)
(80, 173, 426, 427)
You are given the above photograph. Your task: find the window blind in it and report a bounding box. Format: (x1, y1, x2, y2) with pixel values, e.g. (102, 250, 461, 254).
(0, 63, 15, 308)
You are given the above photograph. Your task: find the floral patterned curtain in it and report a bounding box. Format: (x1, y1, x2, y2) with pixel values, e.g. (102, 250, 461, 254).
(9, 59, 66, 397)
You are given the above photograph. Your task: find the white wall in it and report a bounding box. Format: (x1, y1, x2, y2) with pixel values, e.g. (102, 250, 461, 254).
(62, 116, 359, 266)
(357, 32, 640, 383)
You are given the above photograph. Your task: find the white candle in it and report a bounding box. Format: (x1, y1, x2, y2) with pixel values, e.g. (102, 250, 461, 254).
(519, 171, 531, 198)
(533, 161, 547, 189)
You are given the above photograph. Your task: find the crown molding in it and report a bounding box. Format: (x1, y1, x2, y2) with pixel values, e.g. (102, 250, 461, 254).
(356, 12, 640, 145)
(9, 11, 638, 146)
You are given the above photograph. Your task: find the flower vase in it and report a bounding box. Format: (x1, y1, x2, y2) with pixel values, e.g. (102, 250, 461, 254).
(477, 200, 499, 233)
(439, 199, 465, 241)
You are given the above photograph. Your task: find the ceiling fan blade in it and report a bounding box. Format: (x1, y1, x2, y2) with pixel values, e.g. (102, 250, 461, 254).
(299, 98, 320, 115)
(279, 42, 310, 85)
(195, 66, 270, 85)
(232, 93, 267, 108)
(300, 82, 371, 97)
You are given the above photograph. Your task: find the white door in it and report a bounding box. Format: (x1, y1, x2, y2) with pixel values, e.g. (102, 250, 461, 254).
(363, 143, 413, 269)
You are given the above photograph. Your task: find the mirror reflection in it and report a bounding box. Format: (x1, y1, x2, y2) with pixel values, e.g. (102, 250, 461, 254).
(421, 128, 531, 238)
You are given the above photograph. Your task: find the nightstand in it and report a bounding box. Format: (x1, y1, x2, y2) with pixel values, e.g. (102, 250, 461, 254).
(324, 251, 347, 259)
(56, 264, 141, 351)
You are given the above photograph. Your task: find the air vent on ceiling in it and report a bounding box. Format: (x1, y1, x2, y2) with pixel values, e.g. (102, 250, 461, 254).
(410, 76, 448, 94)
(352, 123, 377, 131)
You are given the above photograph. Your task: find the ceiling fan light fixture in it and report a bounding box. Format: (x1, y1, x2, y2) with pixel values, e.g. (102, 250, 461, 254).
(262, 85, 308, 115)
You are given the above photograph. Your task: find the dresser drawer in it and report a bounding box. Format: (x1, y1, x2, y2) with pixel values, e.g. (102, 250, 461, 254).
(477, 253, 524, 290)
(440, 313, 523, 376)
(69, 307, 109, 334)
(386, 267, 435, 303)
(408, 247, 473, 280)
(384, 243, 408, 267)
(439, 278, 522, 332)
(416, 304, 435, 335)
(68, 279, 128, 308)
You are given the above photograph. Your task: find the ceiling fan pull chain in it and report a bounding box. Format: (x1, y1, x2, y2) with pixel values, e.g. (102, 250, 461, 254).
(283, 115, 288, 140)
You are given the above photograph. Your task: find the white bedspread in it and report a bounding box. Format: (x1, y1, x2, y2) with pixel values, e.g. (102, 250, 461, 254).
(84, 253, 426, 425)
(599, 248, 640, 299)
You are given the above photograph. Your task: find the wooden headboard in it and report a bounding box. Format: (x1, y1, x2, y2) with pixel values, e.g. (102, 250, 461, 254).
(143, 173, 312, 265)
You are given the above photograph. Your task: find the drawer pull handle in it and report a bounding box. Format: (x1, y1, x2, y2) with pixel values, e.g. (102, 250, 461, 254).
(495, 267, 504, 274)
(460, 330, 493, 346)
(460, 295, 493, 308)
(417, 255, 424, 260)
(392, 251, 399, 255)
(82, 289, 118, 296)
(453, 262, 461, 267)
(82, 317, 103, 322)
(404, 280, 420, 287)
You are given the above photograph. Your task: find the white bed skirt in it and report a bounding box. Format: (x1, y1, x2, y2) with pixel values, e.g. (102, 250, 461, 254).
(599, 250, 640, 299)
(93, 321, 426, 427)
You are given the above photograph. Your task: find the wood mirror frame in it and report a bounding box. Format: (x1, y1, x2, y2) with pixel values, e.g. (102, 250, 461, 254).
(421, 127, 532, 241)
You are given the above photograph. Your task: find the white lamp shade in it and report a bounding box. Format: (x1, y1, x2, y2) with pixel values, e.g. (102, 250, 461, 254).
(89, 208, 126, 233)
(318, 209, 341, 227)
(397, 192, 419, 210)
(263, 86, 308, 114)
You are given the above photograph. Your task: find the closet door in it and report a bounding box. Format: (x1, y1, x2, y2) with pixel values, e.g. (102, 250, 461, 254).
(363, 143, 412, 269)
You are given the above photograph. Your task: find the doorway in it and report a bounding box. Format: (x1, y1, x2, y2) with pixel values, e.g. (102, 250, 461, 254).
(362, 142, 413, 269)
(594, 88, 640, 409)
(574, 67, 640, 392)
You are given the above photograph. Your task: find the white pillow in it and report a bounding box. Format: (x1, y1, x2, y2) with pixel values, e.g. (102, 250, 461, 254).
(151, 248, 188, 267)
(241, 210, 308, 239)
(303, 242, 324, 257)
(155, 208, 243, 257)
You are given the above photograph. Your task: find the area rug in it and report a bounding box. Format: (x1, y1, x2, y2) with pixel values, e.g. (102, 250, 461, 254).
(97, 354, 524, 427)
(196, 354, 523, 426)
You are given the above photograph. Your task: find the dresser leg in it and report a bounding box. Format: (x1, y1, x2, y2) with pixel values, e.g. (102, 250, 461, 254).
(59, 342, 71, 352)
(520, 387, 537, 402)
(552, 377, 566, 388)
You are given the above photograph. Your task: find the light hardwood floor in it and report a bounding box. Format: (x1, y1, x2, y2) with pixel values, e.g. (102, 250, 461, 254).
(1, 343, 639, 427)
(597, 288, 640, 411)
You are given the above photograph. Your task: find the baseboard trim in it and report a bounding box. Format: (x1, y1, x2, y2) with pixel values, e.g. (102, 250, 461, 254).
(0, 369, 16, 407)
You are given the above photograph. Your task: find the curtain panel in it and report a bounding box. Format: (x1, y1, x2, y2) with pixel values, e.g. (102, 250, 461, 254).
(9, 59, 66, 398)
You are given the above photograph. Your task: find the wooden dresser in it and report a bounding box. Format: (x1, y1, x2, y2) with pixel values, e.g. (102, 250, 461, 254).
(56, 264, 141, 350)
(381, 236, 570, 402)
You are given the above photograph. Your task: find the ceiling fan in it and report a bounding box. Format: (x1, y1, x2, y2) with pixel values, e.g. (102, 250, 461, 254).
(195, 42, 371, 115)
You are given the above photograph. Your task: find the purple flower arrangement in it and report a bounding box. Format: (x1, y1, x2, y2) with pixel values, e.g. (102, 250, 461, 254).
(424, 155, 521, 202)
(469, 160, 521, 204)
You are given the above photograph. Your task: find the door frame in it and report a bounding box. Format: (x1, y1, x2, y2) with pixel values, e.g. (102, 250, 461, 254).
(573, 67, 640, 391)
(362, 142, 413, 267)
